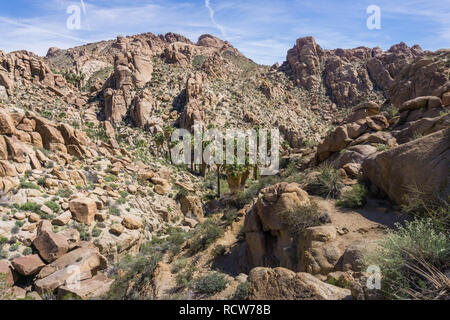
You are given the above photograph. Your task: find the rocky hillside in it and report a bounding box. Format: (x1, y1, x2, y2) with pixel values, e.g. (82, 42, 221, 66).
(0, 32, 448, 300)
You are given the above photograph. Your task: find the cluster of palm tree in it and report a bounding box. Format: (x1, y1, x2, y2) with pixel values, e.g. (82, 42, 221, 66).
(153, 125, 274, 199)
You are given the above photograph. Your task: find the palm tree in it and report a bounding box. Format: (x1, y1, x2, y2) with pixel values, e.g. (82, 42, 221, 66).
(154, 132, 165, 157)
(223, 135, 252, 195)
(163, 125, 175, 162)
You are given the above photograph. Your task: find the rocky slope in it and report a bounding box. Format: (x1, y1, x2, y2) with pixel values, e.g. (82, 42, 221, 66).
(0, 32, 449, 300)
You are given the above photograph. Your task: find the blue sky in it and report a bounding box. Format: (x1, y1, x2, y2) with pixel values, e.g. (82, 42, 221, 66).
(0, 0, 449, 65)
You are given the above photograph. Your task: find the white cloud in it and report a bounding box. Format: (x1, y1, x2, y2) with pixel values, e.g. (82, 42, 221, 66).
(0, 0, 448, 63)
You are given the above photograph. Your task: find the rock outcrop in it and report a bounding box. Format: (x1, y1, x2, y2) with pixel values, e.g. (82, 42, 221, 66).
(363, 127, 449, 205)
(248, 267, 352, 300)
(244, 182, 310, 270)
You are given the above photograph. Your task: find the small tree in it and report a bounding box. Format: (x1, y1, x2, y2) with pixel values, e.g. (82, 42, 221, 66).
(154, 132, 165, 157)
(163, 125, 175, 162)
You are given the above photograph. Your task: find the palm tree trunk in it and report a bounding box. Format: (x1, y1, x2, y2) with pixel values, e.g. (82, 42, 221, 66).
(217, 166, 221, 198)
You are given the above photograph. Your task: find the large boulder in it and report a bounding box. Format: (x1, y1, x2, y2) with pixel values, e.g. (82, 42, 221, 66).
(4, 136, 26, 163)
(393, 113, 450, 144)
(11, 254, 46, 276)
(244, 182, 310, 270)
(344, 102, 380, 123)
(0, 260, 14, 286)
(339, 240, 377, 272)
(69, 198, 98, 225)
(0, 108, 15, 134)
(122, 215, 143, 230)
(32, 221, 69, 263)
(103, 88, 129, 124)
(179, 195, 204, 222)
(248, 267, 352, 300)
(0, 136, 7, 160)
(399, 96, 442, 112)
(316, 125, 352, 162)
(179, 99, 206, 131)
(131, 52, 153, 88)
(35, 243, 107, 294)
(186, 73, 203, 102)
(130, 89, 155, 128)
(362, 127, 450, 205)
(299, 226, 341, 275)
(286, 36, 323, 90)
(57, 273, 113, 300)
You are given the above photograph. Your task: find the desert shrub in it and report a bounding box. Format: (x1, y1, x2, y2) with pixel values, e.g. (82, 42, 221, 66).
(175, 188, 189, 201)
(19, 202, 43, 215)
(11, 225, 20, 234)
(362, 218, 449, 299)
(337, 183, 367, 209)
(230, 175, 280, 208)
(0, 274, 12, 300)
(104, 241, 164, 299)
(176, 265, 195, 288)
(76, 223, 91, 241)
(188, 218, 224, 255)
(56, 188, 73, 198)
(104, 175, 117, 182)
(18, 180, 39, 190)
(166, 227, 190, 255)
(44, 200, 61, 213)
(233, 281, 250, 300)
(109, 206, 120, 216)
(193, 272, 228, 295)
(192, 55, 207, 69)
(91, 227, 102, 238)
(22, 247, 33, 256)
(375, 144, 389, 152)
(171, 258, 188, 274)
(326, 277, 351, 289)
(305, 165, 343, 198)
(401, 185, 449, 233)
(222, 209, 238, 226)
(281, 202, 322, 240)
(212, 244, 227, 257)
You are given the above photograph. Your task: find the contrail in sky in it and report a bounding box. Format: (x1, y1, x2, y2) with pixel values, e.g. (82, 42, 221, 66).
(205, 0, 227, 39)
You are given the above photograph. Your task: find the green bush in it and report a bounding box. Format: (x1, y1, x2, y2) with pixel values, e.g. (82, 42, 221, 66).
(212, 244, 227, 257)
(19, 180, 39, 190)
(233, 281, 250, 300)
(76, 223, 91, 241)
(56, 188, 73, 198)
(362, 218, 449, 299)
(20, 202, 42, 214)
(44, 201, 61, 213)
(0, 274, 12, 300)
(326, 277, 351, 289)
(92, 228, 102, 238)
(337, 183, 367, 209)
(222, 209, 238, 226)
(375, 144, 389, 152)
(105, 250, 163, 300)
(231, 175, 280, 208)
(401, 186, 449, 233)
(188, 219, 224, 255)
(193, 272, 228, 295)
(176, 266, 195, 288)
(171, 258, 188, 274)
(305, 165, 343, 198)
(166, 227, 190, 255)
(281, 202, 322, 240)
(192, 55, 207, 69)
